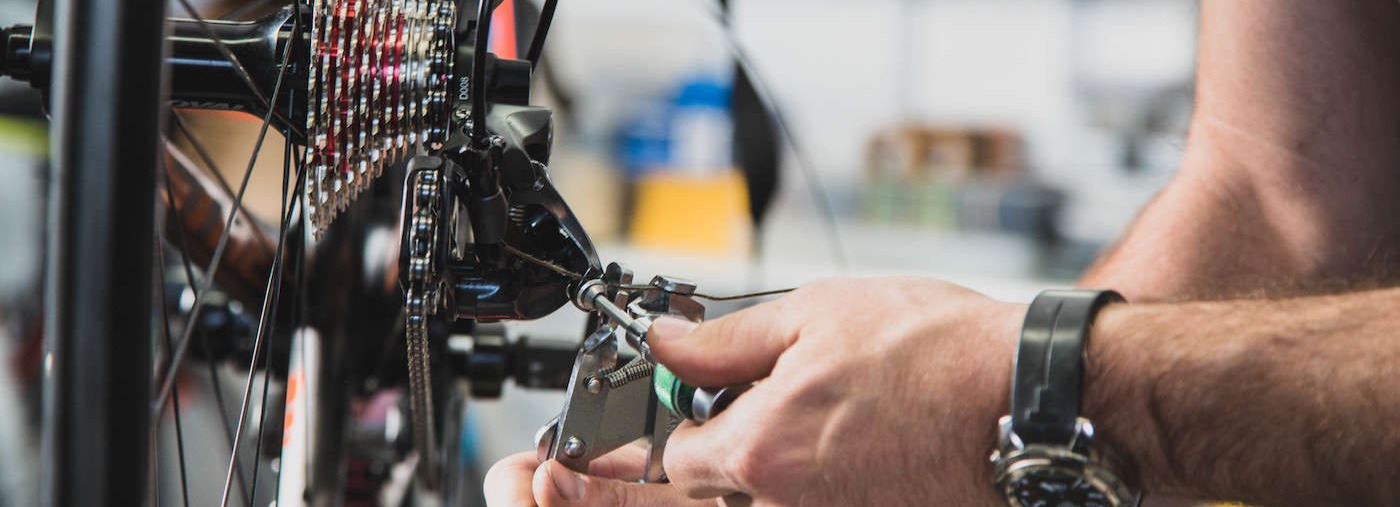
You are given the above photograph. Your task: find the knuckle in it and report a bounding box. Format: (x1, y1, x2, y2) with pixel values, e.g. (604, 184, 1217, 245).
(609, 483, 637, 507)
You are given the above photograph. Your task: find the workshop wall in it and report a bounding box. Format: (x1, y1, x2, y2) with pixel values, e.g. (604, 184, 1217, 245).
(545, 0, 1198, 253)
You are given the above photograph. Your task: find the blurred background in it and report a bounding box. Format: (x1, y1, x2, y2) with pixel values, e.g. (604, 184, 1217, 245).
(0, 0, 1199, 505)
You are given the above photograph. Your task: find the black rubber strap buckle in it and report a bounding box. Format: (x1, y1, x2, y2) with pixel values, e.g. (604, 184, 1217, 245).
(1010, 289, 1124, 446)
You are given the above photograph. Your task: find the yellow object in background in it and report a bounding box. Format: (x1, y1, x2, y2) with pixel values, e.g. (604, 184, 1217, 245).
(629, 169, 752, 255)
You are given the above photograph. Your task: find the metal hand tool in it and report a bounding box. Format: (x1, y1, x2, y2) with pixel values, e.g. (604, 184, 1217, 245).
(536, 264, 748, 481)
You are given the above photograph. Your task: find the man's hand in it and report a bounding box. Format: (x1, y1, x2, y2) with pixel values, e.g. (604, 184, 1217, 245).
(483, 277, 1024, 506)
(660, 278, 1024, 504)
(653, 278, 1022, 506)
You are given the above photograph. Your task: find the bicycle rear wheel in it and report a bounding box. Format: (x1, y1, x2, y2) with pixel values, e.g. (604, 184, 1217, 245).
(15, 0, 570, 504)
(34, 0, 313, 505)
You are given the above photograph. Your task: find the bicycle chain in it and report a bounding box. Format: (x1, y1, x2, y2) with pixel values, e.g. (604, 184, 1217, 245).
(404, 166, 445, 489)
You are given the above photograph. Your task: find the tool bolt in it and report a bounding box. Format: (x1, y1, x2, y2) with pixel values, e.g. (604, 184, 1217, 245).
(563, 437, 587, 458)
(586, 377, 603, 394)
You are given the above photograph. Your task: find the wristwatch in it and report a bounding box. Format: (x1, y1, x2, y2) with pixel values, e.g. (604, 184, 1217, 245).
(990, 289, 1140, 507)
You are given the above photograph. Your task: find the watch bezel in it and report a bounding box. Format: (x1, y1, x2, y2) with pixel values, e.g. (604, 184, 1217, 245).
(993, 444, 1137, 507)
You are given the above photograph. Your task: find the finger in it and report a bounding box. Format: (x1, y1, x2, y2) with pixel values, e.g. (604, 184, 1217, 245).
(532, 459, 712, 507)
(585, 443, 650, 479)
(484, 452, 541, 507)
(485, 447, 657, 507)
(661, 380, 785, 499)
(648, 298, 802, 386)
(662, 412, 748, 498)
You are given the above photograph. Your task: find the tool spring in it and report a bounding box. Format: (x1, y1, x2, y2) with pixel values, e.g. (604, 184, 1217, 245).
(598, 358, 654, 388)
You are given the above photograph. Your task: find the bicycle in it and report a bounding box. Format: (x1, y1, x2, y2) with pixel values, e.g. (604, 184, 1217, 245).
(0, 0, 813, 504)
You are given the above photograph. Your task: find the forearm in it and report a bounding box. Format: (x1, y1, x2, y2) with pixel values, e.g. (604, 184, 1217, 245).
(1085, 289, 1400, 506)
(1082, 1, 1400, 301)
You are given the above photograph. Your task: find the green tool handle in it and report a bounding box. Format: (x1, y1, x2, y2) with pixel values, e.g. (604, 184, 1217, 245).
(653, 364, 751, 423)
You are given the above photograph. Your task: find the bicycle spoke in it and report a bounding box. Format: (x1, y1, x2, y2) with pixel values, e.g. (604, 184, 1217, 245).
(170, 114, 229, 188)
(270, 145, 308, 505)
(153, 11, 299, 415)
(150, 429, 162, 507)
(245, 104, 297, 506)
(169, 116, 277, 256)
(219, 161, 304, 507)
(159, 158, 253, 507)
(154, 233, 193, 507)
(159, 4, 302, 504)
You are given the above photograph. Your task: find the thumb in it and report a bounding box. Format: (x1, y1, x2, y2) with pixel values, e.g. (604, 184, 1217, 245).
(532, 460, 703, 507)
(648, 299, 800, 387)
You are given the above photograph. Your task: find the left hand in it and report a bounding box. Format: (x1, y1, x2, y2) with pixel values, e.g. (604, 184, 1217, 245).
(484, 445, 709, 507)
(651, 277, 1024, 506)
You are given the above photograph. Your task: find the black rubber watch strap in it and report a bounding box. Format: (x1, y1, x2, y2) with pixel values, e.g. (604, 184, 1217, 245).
(1010, 289, 1124, 446)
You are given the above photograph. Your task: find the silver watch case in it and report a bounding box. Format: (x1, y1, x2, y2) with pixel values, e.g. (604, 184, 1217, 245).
(990, 416, 1140, 507)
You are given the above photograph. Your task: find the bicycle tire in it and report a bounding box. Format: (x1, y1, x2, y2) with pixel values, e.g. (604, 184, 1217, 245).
(39, 0, 166, 504)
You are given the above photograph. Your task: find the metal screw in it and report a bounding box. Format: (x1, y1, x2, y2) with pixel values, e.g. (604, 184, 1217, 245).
(563, 437, 587, 459)
(586, 377, 603, 394)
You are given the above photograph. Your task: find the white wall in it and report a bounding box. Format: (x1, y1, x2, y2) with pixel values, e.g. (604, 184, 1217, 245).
(546, 0, 1199, 239)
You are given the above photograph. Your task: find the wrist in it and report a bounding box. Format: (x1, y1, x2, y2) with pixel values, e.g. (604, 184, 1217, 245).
(1082, 302, 1179, 495)
(971, 301, 1025, 478)
(993, 290, 1142, 507)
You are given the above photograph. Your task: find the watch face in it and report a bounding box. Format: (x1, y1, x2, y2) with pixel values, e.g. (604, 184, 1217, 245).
(1008, 468, 1115, 507)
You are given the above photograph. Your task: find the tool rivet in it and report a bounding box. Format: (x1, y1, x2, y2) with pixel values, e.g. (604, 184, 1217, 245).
(586, 378, 603, 394)
(563, 437, 586, 458)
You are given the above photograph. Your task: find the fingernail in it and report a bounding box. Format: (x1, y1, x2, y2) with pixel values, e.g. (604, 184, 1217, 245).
(548, 461, 586, 502)
(650, 317, 699, 342)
